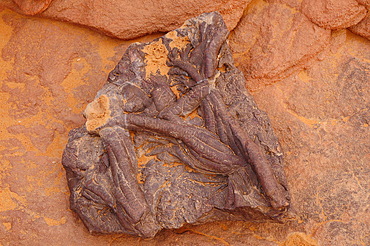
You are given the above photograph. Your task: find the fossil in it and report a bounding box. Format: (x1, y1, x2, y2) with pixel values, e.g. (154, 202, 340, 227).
(62, 12, 290, 238)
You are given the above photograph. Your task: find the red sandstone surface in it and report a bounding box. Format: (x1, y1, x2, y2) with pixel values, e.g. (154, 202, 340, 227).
(0, 0, 369, 245)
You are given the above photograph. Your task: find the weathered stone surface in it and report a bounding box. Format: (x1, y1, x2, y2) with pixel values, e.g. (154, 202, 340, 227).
(251, 29, 370, 246)
(301, 0, 367, 30)
(1, 0, 251, 39)
(229, 2, 331, 91)
(0, 1, 369, 245)
(349, 13, 370, 40)
(0, 7, 161, 245)
(349, 1, 370, 40)
(9, 0, 53, 15)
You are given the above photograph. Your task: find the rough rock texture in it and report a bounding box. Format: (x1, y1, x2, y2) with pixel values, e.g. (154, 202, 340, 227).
(349, 12, 370, 40)
(0, 0, 369, 245)
(349, 1, 370, 40)
(62, 12, 289, 238)
(229, 2, 332, 90)
(1, 0, 251, 39)
(301, 0, 367, 29)
(9, 0, 53, 15)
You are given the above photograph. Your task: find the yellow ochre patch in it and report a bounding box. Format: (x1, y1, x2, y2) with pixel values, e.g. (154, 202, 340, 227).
(142, 39, 170, 78)
(142, 30, 190, 79)
(166, 30, 190, 50)
(85, 95, 111, 132)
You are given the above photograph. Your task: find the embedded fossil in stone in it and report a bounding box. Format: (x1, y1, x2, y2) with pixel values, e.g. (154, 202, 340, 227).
(62, 12, 290, 238)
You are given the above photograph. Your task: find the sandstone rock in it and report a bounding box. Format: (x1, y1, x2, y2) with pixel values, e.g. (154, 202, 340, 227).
(250, 29, 370, 246)
(349, 12, 370, 40)
(357, 0, 370, 4)
(11, 0, 53, 15)
(349, 1, 370, 40)
(0, 8, 160, 245)
(301, 0, 367, 29)
(266, 0, 302, 10)
(1, 0, 251, 39)
(1, 3, 370, 246)
(229, 2, 331, 91)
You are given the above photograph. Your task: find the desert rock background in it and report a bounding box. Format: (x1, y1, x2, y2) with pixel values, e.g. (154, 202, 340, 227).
(0, 0, 369, 245)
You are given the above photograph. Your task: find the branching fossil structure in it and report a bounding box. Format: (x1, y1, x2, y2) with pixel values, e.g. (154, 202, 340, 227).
(62, 12, 290, 238)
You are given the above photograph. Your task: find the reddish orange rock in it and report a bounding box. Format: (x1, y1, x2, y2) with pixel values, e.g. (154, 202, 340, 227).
(349, 1, 370, 40)
(349, 13, 370, 40)
(1, 2, 370, 245)
(229, 2, 331, 91)
(11, 0, 53, 15)
(2, 0, 252, 39)
(301, 0, 367, 29)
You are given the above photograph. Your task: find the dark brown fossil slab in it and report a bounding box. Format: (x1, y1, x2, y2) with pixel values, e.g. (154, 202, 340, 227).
(62, 12, 290, 238)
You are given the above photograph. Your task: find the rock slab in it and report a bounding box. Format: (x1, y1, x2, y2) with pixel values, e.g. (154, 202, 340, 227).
(2, 0, 251, 39)
(1, 2, 369, 245)
(62, 12, 290, 237)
